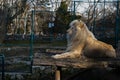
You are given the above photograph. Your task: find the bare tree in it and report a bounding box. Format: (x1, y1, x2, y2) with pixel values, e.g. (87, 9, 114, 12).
(80, 0, 117, 27)
(0, 0, 27, 43)
(0, 8, 7, 43)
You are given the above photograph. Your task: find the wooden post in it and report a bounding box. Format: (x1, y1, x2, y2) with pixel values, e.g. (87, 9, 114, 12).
(55, 66, 61, 80)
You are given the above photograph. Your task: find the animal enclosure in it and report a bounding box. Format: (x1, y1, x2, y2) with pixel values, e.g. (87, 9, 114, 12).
(0, 0, 120, 80)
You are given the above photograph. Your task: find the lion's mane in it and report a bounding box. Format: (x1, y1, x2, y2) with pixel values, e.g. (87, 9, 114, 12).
(52, 20, 116, 59)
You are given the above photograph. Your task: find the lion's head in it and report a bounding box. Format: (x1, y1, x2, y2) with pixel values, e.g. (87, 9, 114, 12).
(67, 20, 82, 41)
(66, 20, 88, 51)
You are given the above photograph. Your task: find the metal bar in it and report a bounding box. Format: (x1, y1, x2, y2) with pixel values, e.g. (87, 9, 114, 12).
(0, 44, 30, 47)
(29, 1, 36, 73)
(102, 0, 106, 37)
(0, 54, 5, 80)
(30, 56, 33, 73)
(71, 1, 118, 3)
(115, 0, 119, 48)
(2, 55, 4, 80)
(93, 0, 96, 34)
(29, 10, 35, 73)
(73, 1, 76, 20)
(30, 10, 34, 57)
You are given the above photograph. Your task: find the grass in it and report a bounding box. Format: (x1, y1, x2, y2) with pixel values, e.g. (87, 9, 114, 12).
(5, 63, 31, 72)
(3, 40, 67, 47)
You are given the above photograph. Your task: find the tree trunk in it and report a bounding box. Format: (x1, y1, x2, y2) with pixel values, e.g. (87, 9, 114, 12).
(0, 9, 7, 44)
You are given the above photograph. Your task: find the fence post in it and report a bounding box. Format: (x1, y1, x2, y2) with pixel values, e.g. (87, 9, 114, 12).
(115, 0, 119, 48)
(0, 54, 5, 80)
(55, 66, 61, 80)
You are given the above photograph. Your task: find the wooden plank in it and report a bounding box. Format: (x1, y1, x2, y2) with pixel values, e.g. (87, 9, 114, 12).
(55, 67, 61, 80)
(33, 53, 120, 68)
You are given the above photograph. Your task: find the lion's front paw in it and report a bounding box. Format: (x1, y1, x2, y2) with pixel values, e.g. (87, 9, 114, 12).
(51, 52, 80, 59)
(51, 54, 64, 59)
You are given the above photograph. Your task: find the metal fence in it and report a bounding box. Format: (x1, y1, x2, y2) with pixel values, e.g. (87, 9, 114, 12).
(0, 0, 120, 79)
(0, 54, 4, 80)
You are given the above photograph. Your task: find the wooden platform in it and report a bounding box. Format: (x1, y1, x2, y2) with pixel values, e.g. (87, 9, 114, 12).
(33, 52, 120, 80)
(33, 52, 120, 68)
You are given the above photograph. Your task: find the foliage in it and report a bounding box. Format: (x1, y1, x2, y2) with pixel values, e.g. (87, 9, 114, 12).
(0, 0, 28, 43)
(54, 1, 72, 34)
(53, 1, 81, 34)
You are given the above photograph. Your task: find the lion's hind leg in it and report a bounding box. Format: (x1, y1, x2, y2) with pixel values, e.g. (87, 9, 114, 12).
(52, 51, 80, 59)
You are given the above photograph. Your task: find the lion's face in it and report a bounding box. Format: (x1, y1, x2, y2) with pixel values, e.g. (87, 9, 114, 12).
(67, 20, 84, 43)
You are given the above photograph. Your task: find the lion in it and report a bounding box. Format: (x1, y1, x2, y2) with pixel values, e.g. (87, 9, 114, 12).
(52, 20, 116, 59)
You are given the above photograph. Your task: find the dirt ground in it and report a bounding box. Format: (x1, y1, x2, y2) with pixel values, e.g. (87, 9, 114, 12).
(64, 68, 120, 80)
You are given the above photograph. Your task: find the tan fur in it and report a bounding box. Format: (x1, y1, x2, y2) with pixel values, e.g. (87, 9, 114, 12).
(52, 20, 116, 59)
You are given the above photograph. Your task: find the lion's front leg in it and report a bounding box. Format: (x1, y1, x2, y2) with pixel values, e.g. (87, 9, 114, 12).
(52, 50, 82, 59)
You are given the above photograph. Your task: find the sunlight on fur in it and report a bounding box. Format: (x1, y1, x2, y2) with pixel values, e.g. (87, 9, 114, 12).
(52, 20, 116, 59)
